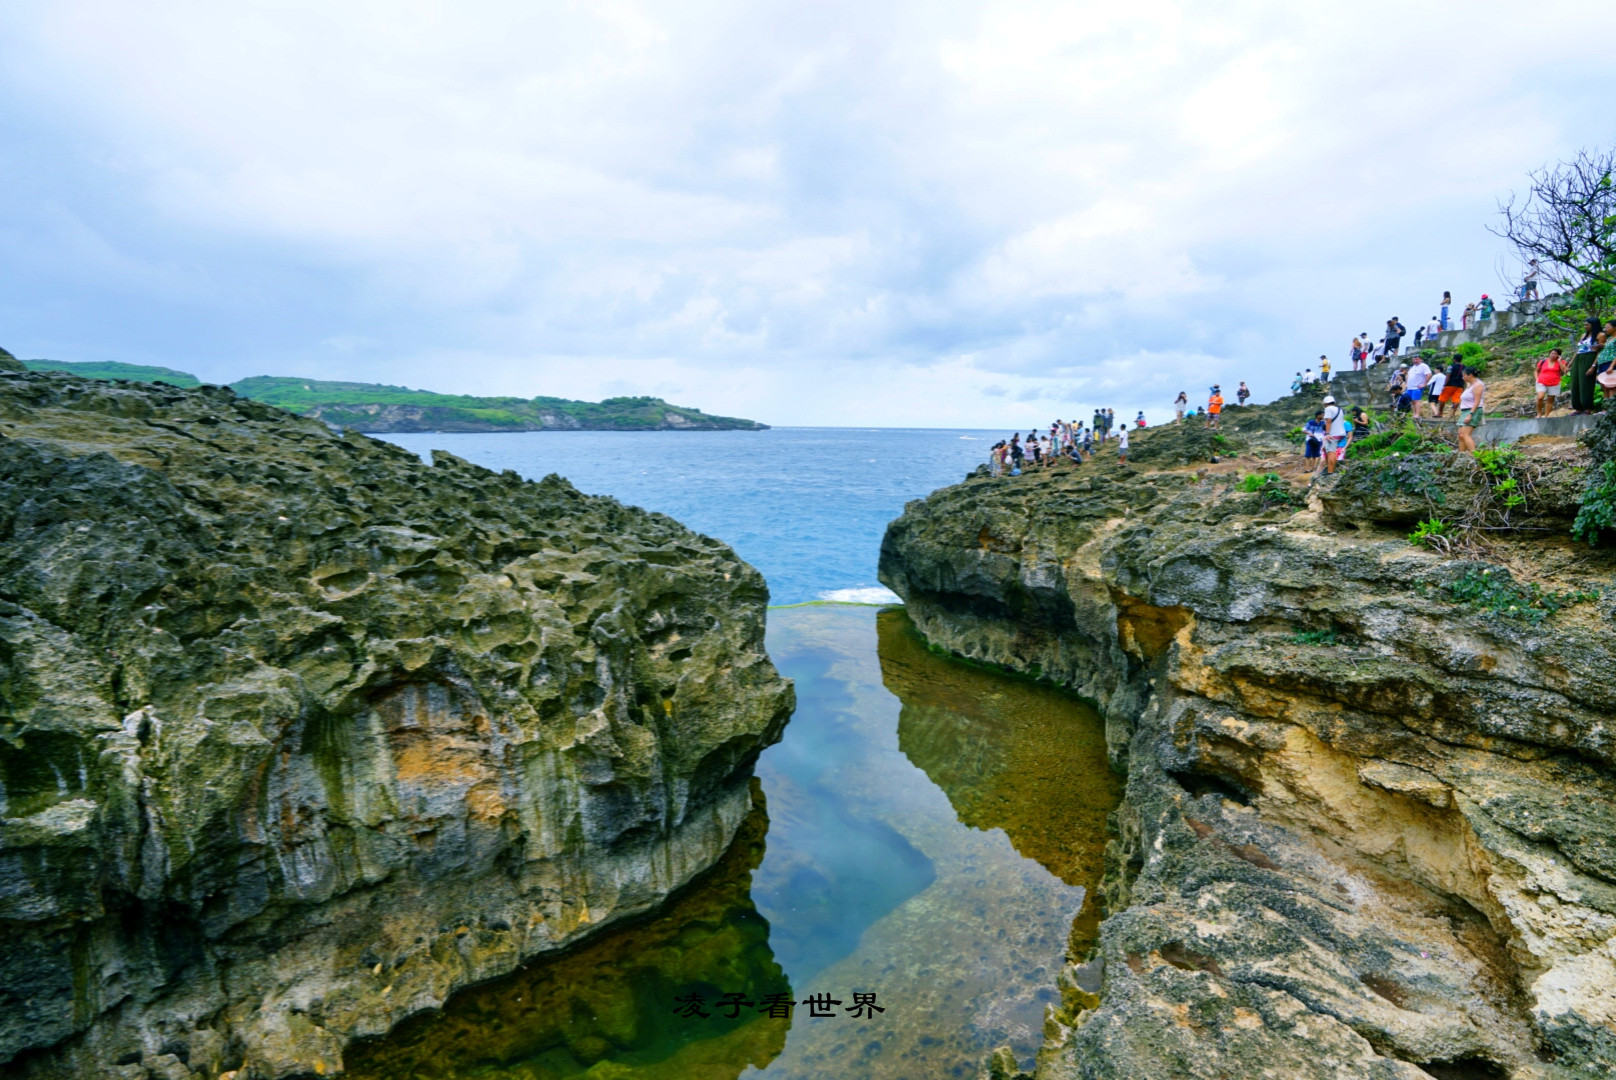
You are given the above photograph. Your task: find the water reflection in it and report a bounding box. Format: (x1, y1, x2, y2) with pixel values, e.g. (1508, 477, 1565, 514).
(878, 609, 1122, 953)
(747, 646, 936, 983)
(344, 785, 790, 1080)
(344, 606, 1121, 1080)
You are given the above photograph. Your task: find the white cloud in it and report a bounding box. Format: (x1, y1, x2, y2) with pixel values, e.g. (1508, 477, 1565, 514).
(0, 0, 1613, 426)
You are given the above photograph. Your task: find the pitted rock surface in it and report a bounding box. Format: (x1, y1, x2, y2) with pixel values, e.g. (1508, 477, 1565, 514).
(0, 372, 793, 1078)
(889, 409, 1616, 1079)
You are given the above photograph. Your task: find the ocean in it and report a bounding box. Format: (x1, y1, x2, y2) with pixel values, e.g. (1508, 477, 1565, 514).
(378, 426, 1002, 605)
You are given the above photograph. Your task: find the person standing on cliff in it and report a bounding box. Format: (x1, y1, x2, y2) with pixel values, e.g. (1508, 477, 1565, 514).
(1462, 301, 1476, 329)
(1321, 395, 1346, 474)
(1319, 355, 1332, 383)
(1404, 355, 1432, 418)
(1009, 433, 1024, 473)
(1237, 381, 1250, 406)
(1117, 425, 1130, 463)
(1425, 363, 1448, 416)
(1350, 336, 1365, 372)
(1207, 387, 1224, 428)
(1457, 368, 1486, 451)
(1386, 317, 1406, 357)
(1441, 292, 1452, 330)
(1572, 317, 1602, 414)
(1304, 410, 1326, 475)
(1435, 353, 1466, 419)
(1174, 391, 1188, 422)
(1534, 349, 1567, 417)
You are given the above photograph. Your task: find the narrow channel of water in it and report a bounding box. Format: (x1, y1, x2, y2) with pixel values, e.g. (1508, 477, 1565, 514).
(345, 606, 1120, 1080)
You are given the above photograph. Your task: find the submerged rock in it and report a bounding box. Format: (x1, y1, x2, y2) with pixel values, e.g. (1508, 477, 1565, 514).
(0, 372, 793, 1078)
(881, 416, 1616, 1077)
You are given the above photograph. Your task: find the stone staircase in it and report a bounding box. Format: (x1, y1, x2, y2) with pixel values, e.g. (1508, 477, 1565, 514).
(1425, 294, 1572, 351)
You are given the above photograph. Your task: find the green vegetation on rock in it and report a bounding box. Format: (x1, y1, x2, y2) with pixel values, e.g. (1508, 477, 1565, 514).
(878, 395, 1616, 1078)
(229, 375, 767, 432)
(20, 359, 201, 387)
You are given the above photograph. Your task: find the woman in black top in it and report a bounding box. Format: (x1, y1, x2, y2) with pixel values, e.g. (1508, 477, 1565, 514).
(1572, 317, 1601, 413)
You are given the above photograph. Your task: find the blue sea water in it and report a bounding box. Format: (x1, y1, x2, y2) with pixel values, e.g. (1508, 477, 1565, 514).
(378, 427, 1000, 605)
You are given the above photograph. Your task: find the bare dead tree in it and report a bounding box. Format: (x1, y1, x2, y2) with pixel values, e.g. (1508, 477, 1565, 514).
(1490, 147, 1616, 321)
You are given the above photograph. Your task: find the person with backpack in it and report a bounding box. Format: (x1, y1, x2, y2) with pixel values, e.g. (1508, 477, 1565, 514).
(1321, 395, 1346, 474)
(1535, 349, 1567, 417)
(1237, 381, 1250, 406)
(1385, 317, 1406, 357)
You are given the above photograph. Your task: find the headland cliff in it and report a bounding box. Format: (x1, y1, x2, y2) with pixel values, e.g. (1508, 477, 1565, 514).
(0, 362, 792, 1079)
(882, 386, 1616, 1078)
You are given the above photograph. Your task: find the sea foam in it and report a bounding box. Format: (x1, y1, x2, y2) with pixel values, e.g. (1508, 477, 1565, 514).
(816, 586, 902, 605)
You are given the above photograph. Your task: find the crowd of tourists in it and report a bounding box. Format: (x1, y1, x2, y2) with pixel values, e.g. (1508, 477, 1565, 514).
(983, 273, 1616, 481)
(984, 385, 1252, 475)
(985, 409, 1149, 474)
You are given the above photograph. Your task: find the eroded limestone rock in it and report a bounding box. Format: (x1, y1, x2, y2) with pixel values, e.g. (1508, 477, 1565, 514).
(881, 417, 1616, 1078)
(0, 372, 793, 1078)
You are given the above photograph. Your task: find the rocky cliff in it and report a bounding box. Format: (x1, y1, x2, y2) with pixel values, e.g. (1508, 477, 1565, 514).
(881, 407, 1616, 1078)
(0, 371, 793, 1079)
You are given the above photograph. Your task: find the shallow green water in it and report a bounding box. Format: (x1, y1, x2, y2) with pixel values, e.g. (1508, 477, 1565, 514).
(347, 606, 1120, 1080)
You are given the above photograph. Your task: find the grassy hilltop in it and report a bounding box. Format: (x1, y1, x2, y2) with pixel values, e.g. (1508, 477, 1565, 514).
(21, 359, 201, 387)
(229, 376, 766, 432)
(0, 352, 765, 431)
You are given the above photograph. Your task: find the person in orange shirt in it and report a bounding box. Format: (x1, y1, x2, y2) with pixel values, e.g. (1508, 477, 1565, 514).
(1207, 387, 1224, 428)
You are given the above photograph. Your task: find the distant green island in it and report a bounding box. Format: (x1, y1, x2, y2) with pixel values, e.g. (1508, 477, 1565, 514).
(10, 358, 766, 432)
(22, 359, 201, 387)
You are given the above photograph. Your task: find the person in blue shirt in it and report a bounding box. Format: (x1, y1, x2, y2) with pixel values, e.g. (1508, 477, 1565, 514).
(1303, 410, 1327, 476)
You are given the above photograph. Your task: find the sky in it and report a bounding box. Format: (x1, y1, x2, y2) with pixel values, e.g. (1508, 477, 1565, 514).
(3, 1, 1615, 428)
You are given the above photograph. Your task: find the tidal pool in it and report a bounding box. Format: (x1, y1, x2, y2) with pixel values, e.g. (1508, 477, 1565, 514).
(346, 605, 1120, 1080)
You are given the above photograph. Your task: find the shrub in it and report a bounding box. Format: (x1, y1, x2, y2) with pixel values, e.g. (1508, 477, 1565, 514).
(1408, 517, 1451, 547)
(1349, 418, 1450, 461)
(1238, 472, 1296, 507)
(1433, 568, 1600, 624)
(1290, 627, 1338, 646)
(1571, 460, 1616, 545)
(1473, 446, 1526, 509)
(1456, 341, 1488, 375)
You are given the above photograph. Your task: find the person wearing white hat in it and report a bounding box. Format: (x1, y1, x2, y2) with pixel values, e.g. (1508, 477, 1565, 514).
(1321, 394, 1346, 474)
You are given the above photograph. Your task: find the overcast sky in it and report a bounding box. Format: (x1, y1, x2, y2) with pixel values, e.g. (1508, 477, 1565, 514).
(3, 2, 1614, 427)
